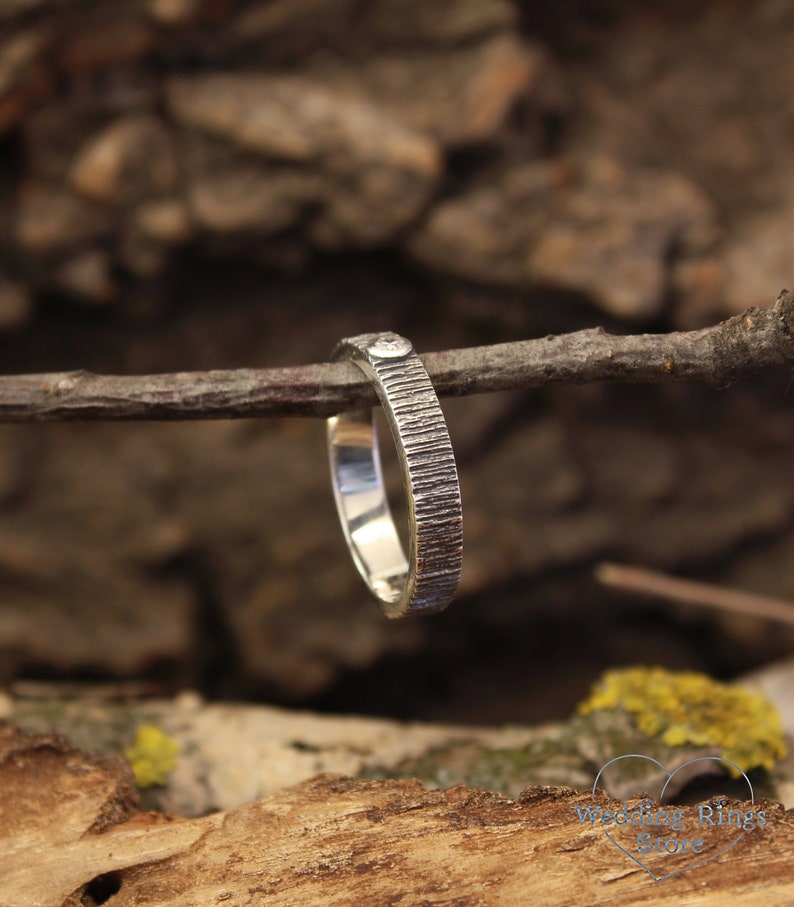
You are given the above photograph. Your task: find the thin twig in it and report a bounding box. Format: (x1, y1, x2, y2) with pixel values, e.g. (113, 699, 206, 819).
(0, 290, 792, 422)
(597, 562, 794, 627)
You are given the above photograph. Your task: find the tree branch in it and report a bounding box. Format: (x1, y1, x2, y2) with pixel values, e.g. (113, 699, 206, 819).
(1, 290, 792, 422)
(596, 562, 794, 626)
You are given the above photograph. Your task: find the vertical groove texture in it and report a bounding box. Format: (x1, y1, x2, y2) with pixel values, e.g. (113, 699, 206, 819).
(359, 336, 463, 614)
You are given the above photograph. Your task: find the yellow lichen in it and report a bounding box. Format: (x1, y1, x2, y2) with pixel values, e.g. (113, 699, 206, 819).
(578, 666, 787, 773)
(125, 724, 180, 788)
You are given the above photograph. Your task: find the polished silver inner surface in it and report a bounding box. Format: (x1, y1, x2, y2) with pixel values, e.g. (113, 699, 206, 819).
(327, 409, 409, 604)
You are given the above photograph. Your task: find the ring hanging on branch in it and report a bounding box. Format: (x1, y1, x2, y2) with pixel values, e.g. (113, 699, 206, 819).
(327, 333, 463, 617)
(0, 290, 791, 422)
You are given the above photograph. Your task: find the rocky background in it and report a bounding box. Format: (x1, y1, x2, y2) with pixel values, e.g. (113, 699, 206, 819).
(0, 0, 792, 724)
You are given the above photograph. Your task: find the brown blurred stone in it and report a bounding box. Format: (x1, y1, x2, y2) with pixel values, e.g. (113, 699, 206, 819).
(313, 33, 542, 148)
(0, 1, 57, 19)
(563, 0, 794, 318)
(0, 26, 51, 133)
(56, 5, 156, 74)
(0, 423, 195, 678)
(167, 72, 442, 246)
(224, 0, 516, 57)
(182, 139, 323, 236)
(165, 73, 439, 173)
(0, 0, 789, 317)
(406, 156, 717, 319)
(362, 0, 517, 44)
(145, 0, 203, 25)
(69, 115, 178, 205)
(133, 199, 193, 244)
(722, 201, 794, 313)
(54, 249, 117, 303)
(15, 182, 112, 253)
(670, 257, 726, 329)
(0, 271, 33, 329)
(24, 104, 111, 182)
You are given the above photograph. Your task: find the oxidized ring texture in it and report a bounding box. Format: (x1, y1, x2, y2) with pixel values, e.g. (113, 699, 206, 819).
(327, 332, 463, 618)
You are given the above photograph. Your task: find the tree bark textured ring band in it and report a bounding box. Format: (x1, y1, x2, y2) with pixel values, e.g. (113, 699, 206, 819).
(327, 332, 463, 618)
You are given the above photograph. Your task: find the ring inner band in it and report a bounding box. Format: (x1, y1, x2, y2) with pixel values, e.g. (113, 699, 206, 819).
(327, 332, 463, 618)
(327, 408, 409, 604)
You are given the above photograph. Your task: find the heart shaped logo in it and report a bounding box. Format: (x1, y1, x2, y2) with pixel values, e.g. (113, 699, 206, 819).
(586, 754, 758, 882)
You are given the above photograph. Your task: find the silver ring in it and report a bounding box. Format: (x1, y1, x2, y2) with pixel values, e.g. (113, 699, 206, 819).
(327, 332, 463, 618)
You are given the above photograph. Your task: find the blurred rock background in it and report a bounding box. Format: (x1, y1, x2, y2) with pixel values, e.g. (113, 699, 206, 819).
(0, 0, 792, 724)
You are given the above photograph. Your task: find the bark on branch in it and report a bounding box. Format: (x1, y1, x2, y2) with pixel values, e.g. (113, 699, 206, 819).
(1, 291, 792, 422)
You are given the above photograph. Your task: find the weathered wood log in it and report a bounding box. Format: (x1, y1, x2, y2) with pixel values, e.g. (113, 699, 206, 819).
(2, 724, 793, 907)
